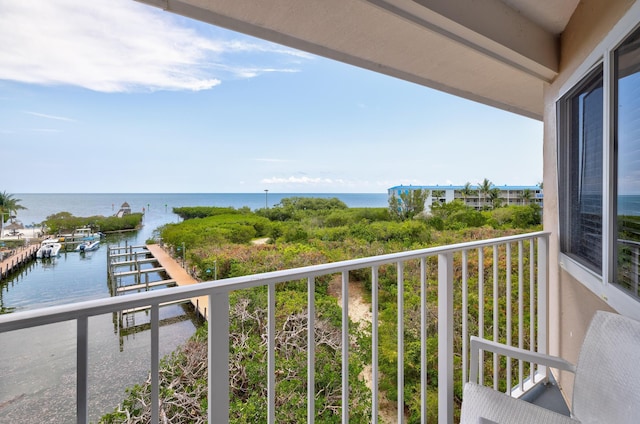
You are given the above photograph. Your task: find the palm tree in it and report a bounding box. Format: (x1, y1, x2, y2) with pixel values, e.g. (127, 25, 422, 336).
(489, 187, 503, 209)
(0, 191, 27, 222)
(432, 189, 446, 204)
(478, 178, 492, 209)
(520, 188, 533, 205)
(459, 182, 476, 207)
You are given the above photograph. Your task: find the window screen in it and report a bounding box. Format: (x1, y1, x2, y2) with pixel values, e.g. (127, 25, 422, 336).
(559, 66, 603, 274)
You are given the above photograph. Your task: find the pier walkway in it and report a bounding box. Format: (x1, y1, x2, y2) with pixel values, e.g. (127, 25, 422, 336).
(145, 244, 210, 319)
(0, 244, 39, 281)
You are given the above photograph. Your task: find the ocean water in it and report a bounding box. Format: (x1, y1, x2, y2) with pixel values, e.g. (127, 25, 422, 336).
(14, 192, 389, 228)
(619, 194, 640, 216)
(0, 192, 387, 423)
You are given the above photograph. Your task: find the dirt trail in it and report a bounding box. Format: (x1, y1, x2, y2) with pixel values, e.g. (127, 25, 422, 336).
(328, 276, 397, 423)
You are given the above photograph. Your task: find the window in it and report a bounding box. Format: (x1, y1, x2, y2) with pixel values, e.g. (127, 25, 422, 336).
(614, 28, 640, 298)
(558, 65, 604, 275)
(559, 24, 640, 307)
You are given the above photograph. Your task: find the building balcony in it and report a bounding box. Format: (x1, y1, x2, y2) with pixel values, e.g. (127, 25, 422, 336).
(0, 231, 553, 423)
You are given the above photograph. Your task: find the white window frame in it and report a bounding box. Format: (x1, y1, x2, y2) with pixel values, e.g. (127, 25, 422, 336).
(557, 1, 640, 321)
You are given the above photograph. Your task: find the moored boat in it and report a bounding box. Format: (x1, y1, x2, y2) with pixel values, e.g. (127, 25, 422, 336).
(71, 227, 103, 241)
(76, 240, 100, 252)
(36, 239, 62, 259)
(58, 227, 103, 242)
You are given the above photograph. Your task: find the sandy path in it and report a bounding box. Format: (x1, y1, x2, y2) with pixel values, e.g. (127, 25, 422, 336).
(328, 276, 397, 423)
(329, 276, 372, 328)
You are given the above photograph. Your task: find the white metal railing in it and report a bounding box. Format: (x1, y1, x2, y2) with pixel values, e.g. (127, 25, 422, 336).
(0, 231, 549, 424)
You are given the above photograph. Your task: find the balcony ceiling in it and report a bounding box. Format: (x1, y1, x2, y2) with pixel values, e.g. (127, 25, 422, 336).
(138, 0, 580, 120)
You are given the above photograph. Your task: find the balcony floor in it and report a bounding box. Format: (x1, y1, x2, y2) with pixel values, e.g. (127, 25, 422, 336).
(522, 375, 570, 416)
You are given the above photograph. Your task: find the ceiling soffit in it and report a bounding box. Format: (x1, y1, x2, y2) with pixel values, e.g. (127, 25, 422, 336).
(138, 0, 574, 120)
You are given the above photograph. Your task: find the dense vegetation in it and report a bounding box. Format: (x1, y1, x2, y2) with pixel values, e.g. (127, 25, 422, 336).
(43, 211, 143, 234)
(103, 197, 542, 423)
(616, 215, 640, 291)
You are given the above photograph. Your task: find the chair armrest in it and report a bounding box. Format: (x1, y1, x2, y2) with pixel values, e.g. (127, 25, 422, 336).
(469, 336, 576, 384)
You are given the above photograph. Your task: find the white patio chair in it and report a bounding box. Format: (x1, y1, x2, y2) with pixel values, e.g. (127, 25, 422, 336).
(460, 310, 640, 424)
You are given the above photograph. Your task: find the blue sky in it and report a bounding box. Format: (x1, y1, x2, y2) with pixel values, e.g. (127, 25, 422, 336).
(0, 0, 543, 194)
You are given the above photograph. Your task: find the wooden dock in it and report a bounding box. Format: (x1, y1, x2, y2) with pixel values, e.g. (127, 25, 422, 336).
(146, 244, 209, 319)
(107, 245, 167, 294)
(0, 244, 39, 281)
(108, 243, 209, 321)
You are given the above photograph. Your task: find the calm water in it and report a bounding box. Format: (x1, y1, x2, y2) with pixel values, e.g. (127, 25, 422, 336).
(619, 194, 640, 216)
(14, 192, 388, 227)
(0, 193, 387, 423)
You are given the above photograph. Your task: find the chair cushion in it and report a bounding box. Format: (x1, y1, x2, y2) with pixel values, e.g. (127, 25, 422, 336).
(460, 383, 580, 424)
(572, 311, 640, 424)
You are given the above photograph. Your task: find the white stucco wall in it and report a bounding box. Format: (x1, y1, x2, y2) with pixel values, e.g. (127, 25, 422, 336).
(543, 0, 635, 405)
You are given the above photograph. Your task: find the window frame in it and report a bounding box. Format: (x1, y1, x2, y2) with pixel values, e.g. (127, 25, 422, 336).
(557, 64, 604, 275)
(556, 3, 640, 320)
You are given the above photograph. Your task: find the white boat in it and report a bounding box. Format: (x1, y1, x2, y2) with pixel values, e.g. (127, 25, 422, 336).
(76, 240, 100, 252)
(70, 227, 102, 241)
(37, 239, 62, 259)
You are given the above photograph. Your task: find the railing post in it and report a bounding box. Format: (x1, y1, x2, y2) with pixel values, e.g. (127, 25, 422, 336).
(397, 262, 404, 424)
(268, 283, 276, 424)
(537, 234, 549, 378)
(209, 291, 230, 423)
(77, 316, 88, 424)
(438, 252, 454, 424)
(371, 266, 379, 424)
(151, 304, 160, 423)
(420, 257, 427, 424)
(308, 277, 316, 424)
(342, 271, 350, 424)
(634, 246, 639, 295)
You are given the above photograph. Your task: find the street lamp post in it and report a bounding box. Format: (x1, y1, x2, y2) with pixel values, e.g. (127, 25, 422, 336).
(264, 189, 269, 209)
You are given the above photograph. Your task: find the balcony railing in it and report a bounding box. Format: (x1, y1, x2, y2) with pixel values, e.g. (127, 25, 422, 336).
(0, 231, 549, 424)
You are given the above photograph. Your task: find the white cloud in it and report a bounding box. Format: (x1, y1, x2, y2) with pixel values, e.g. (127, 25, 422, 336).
(259, 176, 393, 192)
(254, 158, 291, 163)
(209, 63, 301, 79)
(262, 176, 338, 185)
(225, 40, 313, 59)
(23, 111, 76, 122)
(0, 0, 308, 92)
(29, 129, 61, 133)
(260, 176, 373, 187)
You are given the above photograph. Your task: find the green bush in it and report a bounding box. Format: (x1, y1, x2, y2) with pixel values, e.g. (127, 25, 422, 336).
(257, 197, 348, 222)
(160, 214, 271, 248)
(43, 212, 143, 234)
(425, 200, 485, 229)
(173, 206, 246, 219)
(487, 204, 541, 229)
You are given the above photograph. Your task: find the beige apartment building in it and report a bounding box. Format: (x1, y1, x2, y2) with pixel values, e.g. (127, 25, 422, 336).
(388, 184, 544, 210)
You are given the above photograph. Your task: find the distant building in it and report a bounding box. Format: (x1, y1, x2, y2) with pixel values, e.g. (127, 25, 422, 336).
(388, 184, 543, 211)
